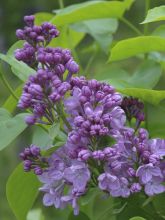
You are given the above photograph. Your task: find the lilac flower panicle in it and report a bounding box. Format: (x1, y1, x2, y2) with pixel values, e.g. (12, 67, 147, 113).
(17, 15, 165, 216)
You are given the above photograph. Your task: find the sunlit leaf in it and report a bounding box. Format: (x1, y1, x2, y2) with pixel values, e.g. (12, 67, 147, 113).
(34, 12, 54, 25)
(118, 88, 165, 105)
(141, 6, 165, 24)
(152, 25, 165, 38)
(51, 0, 135, 26)
(49, 26, 85, 49)
(71, 18, 118, 53)
(109, 36, 165, 62)
(6, 163, 41, 220)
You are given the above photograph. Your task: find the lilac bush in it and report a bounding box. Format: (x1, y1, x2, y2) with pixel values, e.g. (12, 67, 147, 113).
(15, 15, 165, 216)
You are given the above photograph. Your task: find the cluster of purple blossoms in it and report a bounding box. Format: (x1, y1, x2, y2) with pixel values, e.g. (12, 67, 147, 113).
(20, 144, 48, 175)
(16, 15, 79, 125)
(98, 128, 165, 197)
(18, 15, 165, 215)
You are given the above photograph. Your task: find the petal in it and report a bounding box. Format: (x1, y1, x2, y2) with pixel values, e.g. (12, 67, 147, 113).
(43, 193, 54, 206)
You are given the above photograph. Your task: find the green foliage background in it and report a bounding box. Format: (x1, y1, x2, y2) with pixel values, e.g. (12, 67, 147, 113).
(1, 0, 165, 220)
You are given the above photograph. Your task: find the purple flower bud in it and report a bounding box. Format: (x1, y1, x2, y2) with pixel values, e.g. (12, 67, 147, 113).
(53, 53, 62, 63)
(74, 116, 84, 126)
(37, 54, 46, 63)
(81, 120, 91, 129)
(68, 132, 80, 144)
(78, 149, 91, 161)
(24, 15, 35, 26)
(88, 79, 99, 89)
(45, 53, 54, 63)
(66, 59, 79, 73)
(37, 36, 45, 42)
(127, 168, 136, 177)
(33, 25, 42, 34)
(102, 84, 114, 93)
(142, 151, 151, 161)
(55, 64, 65, 75)
(92, 150, 105, 160)
(28, 84, 43, 96)
(16, 29, 25, 39)
(80, 95, 87, 103)
(104, 147, 116, 158)
(136, 112, 145, 122)
(82, 86, 92, 97)
(58, 82, 71, 95)
(96, 91, 105, 101)
(19, 152, 26, 160)
(138, 128, 148, 140)
(99, 127, 109, 136)
(29, 31, 37, 39)
(130, 183, 142, 193)
(62, 49, 72, 62)
(30, 144, 40, 157)
(24, 160, 32, 167)
(24, 148, 31, 156)
(49, 92, 61, 102)
(34, 166, 43, 175)
(25, 115, 37, 125)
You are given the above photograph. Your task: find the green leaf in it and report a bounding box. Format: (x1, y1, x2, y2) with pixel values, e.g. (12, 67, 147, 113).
(68, 211, 91, 220)
(152, 193, 165, 218)
(109, 36, 165, 62)
(6, 163, 41, 220)
(0, 53, 35, 81)
(80, 188, 99, 206)
(100, 61, 162, 90)
(51, 0, 134, 26)
(32, 126, 52, 149)
(71, 18, 118, 53)
(49, 26, 85, 49)
(141, 6, 165, 24)
(127, 60, 162, 89)
(0, 108, 11, 121)
(147, 103, 165, 138)
(129, 217, 146, 220)
(49, 123, 67, 142)
(0, 110, 28, 150)
(7, 40, 24, 56)
(92, 194, 115, 220)
(118, 88, 165, 105)
(152, 25, 165, 38)
(34, 12, 54, 25)
(27, 209, 45, 220)
(3, 84, 22, 113)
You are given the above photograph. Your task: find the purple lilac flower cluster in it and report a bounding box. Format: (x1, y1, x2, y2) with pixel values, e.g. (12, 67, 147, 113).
(18, 15, 165, 215)
(16, 15, 79, 125)
(20, 144, 48, 175)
